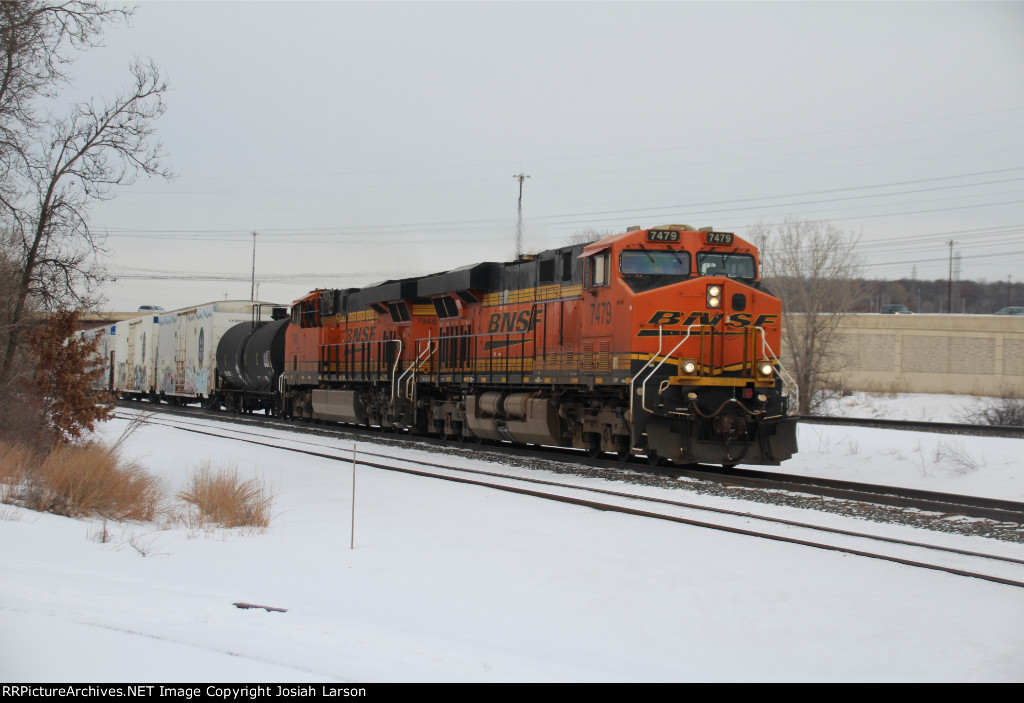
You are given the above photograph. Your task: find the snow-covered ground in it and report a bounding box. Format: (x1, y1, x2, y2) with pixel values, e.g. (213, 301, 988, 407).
(816, 391, 982, 423)
(2, 394, 1023, 682)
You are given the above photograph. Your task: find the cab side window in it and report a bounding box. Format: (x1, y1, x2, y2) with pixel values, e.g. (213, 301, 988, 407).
(587, 252, 609, 288)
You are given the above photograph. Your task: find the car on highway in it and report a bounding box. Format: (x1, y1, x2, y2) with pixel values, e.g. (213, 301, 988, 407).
(880, 304, 913, 314)
(994, 306, 1024, 316)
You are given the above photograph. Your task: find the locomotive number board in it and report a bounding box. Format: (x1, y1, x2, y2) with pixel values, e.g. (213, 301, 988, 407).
(647, 230, 680, 242)
(705, 231, 734, 245)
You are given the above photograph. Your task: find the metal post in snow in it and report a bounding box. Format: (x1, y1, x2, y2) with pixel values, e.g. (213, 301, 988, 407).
(350, 443, 356, 550)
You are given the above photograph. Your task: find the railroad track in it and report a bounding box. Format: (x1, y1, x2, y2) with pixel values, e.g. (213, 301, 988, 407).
(798, 414, 1024, 439)
(113, 408, 1024, 591)
(114, 400, 1024, 529)
(674, 464, 1024, 524)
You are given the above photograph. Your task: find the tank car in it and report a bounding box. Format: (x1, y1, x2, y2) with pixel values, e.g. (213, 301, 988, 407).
(214, 305, 290, 413)
(277, 224, 797, 467)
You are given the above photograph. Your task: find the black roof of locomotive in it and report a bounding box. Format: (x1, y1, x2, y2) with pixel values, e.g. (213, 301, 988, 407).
(338, 242, 588, 311)
(346, 278, 419, 308)
(417, 262, 497, 298)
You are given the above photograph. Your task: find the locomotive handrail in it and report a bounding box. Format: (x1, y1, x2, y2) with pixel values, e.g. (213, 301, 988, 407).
(754, 326, 798, 414)
(638, 324, 700, 416)
(628, 325, 665, 423)
(433, 327, 535, 376)
(400, 339, 437, 401)
(389, 338, 404, 401)
(318, 338, 401, 383)
(631, 325, 797, 426)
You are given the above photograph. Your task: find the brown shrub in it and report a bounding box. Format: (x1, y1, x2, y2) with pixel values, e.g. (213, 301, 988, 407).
(0, 440, 40, 503)
(179, 465, 274, 529)
(22, 443, 163, 521)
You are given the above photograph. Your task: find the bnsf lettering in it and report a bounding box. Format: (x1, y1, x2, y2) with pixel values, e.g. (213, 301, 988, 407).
(727, 313, 779, 328)
(646, 311, 724, 326)
(345, 326, 376, 343)
(683, 312, 724, 326)
(487, 308, 543, 334)
(647, 311, 682, 326)
(646, 310, 778, 328)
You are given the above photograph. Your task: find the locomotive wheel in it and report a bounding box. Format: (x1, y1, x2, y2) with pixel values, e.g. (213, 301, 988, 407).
(616, 445, 631, 462)
(586, 443, 602, 459)
(647, 450, 665, 467)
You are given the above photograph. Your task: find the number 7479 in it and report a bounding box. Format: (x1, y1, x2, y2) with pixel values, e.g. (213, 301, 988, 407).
(589, 302, 612, 325)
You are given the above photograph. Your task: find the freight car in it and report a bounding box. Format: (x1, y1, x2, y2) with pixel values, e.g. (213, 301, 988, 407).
(89, 301, 283, 406)
(261, 224, 797, 467)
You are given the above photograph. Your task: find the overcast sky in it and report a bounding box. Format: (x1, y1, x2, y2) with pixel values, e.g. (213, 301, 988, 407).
(62, 1, 1024, 311)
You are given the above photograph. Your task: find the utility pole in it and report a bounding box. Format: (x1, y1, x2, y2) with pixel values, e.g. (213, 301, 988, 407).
(513, 173, 530, 258)
(946, 239, 955, 314)
(251, 231, 258, 301)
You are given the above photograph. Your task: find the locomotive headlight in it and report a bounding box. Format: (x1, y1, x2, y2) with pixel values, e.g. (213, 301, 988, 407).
(707, 285, 722, 308)
(759, 363, 774, 376)
(682, 361, 697, 375)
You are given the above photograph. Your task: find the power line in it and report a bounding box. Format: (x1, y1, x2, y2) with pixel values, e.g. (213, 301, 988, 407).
(99, 166, 1024, 240)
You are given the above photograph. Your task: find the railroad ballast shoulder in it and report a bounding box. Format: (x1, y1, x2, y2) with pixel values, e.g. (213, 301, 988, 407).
(274, 224, 797, 467)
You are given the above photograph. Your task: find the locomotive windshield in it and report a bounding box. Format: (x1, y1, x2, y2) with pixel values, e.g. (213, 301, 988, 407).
(696, 252, 756, 282)
(619, 250, 691, 292)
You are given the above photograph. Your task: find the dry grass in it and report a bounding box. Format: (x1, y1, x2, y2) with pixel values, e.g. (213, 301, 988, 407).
(933, 439, 983, 475)
(178, 464, 274, 529)
(1, 438, 273, 533)
(1, 441, 163, 521)
(957, 391, 1024, 428)
(0, 440, 38, 503)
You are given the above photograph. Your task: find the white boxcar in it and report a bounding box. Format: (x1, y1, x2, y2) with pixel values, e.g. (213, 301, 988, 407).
(154, 301, 279, 404)
(113, 314, 160, 398)
(81, 324, 115, 392)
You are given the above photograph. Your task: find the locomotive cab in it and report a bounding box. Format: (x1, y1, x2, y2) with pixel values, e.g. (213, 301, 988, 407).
(580, 225, 797, 466)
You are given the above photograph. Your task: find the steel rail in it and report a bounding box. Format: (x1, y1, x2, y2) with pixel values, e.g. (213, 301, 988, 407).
(114, 401, 1024, 524)
(119, 411, 1024, 590)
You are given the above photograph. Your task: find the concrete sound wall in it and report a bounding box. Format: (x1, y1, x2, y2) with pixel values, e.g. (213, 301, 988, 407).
(784, 314, 1024, 396)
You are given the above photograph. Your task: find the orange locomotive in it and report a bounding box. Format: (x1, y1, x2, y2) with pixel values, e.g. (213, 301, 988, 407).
(277, 224, 797, 467)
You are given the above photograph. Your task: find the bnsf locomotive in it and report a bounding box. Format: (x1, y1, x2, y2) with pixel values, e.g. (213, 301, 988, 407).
(217, 224, 798, 467)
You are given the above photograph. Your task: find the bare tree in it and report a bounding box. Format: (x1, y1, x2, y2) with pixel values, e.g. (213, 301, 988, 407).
(2, 59, 170, 377)
(1, 2, 131, 188)
(562, 228, 613, 247)
(751, 217, 866, 413)
(0, 3, 170, 384)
